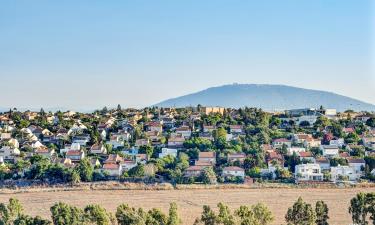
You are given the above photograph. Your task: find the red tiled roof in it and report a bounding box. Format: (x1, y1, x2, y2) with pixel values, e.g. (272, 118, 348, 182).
(223, 166, 244, 172)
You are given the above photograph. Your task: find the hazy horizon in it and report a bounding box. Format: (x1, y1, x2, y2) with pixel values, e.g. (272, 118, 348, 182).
(1, 1, 374, 110)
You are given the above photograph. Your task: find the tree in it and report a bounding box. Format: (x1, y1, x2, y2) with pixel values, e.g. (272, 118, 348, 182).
(14, 215, 52, 225)
(217, 203, 235, 225)
(315, 201, 329, 225)
(84, 204, 113, 225)
(201, 167, 217, 184)
(146, 208, 167, 225)
(0, 198, 24, 225)
(167, 203, 181, 225)
(116, 204, 145, 225)
(366, 118, 375, 128)
(128, 164, 145, 178)
(75, 158, 94, 182)
(199, 205, 217, 225)
(349, 192, 374, 225)
(235, 203, 273, 225)
(285, 197, 316, 225)
(50, 202, 85, 225)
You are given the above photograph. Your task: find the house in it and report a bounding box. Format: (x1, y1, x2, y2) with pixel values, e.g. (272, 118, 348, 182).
(158, 148, 178, 158)
(222, 166, 245, 179)
(227, 153, 246, 164)
(198, 152, 216, 165)
(295, 163, 323, 182)
(329, 138, 345, 148)
(200, 107, 225, 115)
(135, 139, 150, 147)
(229, 125, 243, 134)
(199, 132, 214, 141)
(135, 154, 148, 164)
(60, 143, 81, 154)
(145, 121, 163, 133)
(347, 158, 366, 174)
(184, 165, 208, 177)
(315, 157, 331, 171)
(303, 137, 321, 148)
(266, 151, 284, 167)
(104, 154, 124, 164)
(0, 146, 20, 162)
(120, 160, 137, 171)
(102, 163, 122, 177)
(330, 166, 360, 183)
(34, 146, 55, 158)
(0, 133, 11, 141)
(175, 126, 192, 138)
(65, 150, 85, 162)
(363, 137, 375, 150)
(109, 131, 131, 148)
(272, 138, 292, 148)
(293, 134, 313, 144)
(298, 151, 315, 163)
(72, 134, 90, 146)
(7, 138, 19, 148)
(122, 148, 139, 157)
(320, 145, 339, 158)
(90, 143, 107, 154)
(167, 136, 185, 148)
(287, 147, 306, 155)
(203, 125, 216, 133)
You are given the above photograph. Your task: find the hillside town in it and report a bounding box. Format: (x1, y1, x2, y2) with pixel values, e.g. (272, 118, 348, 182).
(0, 106, 375, 186)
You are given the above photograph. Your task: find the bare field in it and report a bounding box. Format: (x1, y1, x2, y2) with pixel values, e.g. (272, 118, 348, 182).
(1, 187, 374, 225)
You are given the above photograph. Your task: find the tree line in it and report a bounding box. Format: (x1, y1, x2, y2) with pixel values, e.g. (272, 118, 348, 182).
(1, 192, 375, 225)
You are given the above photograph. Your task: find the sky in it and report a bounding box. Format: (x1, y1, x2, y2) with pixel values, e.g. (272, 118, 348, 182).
(0, 0, 374, 110)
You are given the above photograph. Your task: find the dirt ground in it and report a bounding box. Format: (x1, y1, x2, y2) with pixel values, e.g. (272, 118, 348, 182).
(0, 187, 373, 225)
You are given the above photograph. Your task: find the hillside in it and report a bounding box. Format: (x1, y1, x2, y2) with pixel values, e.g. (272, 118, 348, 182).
(155, 84, 375, 112)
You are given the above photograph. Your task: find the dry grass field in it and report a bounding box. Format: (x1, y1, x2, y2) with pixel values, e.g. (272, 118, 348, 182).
(1, 187, 374, 225)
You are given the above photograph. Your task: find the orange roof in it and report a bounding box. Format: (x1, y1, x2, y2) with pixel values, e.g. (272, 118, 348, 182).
(103, 163, 119, 170)
(199, 152, 216, 158)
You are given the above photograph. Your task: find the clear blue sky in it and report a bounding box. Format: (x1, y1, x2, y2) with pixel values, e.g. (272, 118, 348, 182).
(0, 0, 374, 110)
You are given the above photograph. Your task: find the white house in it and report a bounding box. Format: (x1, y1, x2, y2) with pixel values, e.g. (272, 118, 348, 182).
(102, 163, 122, 177)
(272, 138, 292, 148)
(287, 147, 306, 155)
(329, 139, 345, 148)
(222, 166, 245, 179)
(295, 163, 323, 182)
(90, 143, 107, 154)
(0, 146, 20, 161)
(175, 126, 192, 138)
(330, 166, 360, 183)
(347, 158, 366, 174)
(158, 148, 178, 158)
(60, 143, 81, 154)
(320, 145, 339, 158)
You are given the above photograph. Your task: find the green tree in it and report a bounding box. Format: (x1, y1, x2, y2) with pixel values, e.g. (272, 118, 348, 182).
(84, 204, 113, 225)
(76, 158, 94, 182)
(50, 202, 85, 225)
(201, 167, 217, 185)
(116, 204, 145, 225)
(128, 164, 145, 178)
(348, 192, 374, 225)
(235, 203, 273, 225)
(167, 203, 181, 225)
(315, 201, 329, 225)
(14, 215, 52, 225)
(146, 208, 167, 225)
(199, 205, 218, 225)
(217, 203, 235, 225)
(285, 197, 316, 225)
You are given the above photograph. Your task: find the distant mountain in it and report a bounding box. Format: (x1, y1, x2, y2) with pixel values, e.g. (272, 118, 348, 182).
(155, 84, 375, 112)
